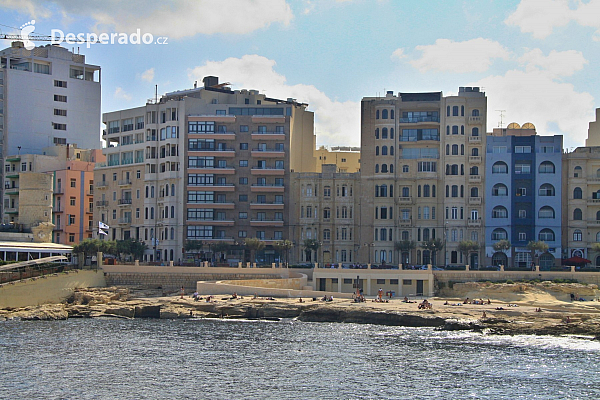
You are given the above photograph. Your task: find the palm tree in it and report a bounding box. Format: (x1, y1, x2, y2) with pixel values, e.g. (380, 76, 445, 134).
(273, 240, 294, 267)
(394, 240, 416, 265)
(303, 239, 320, 265)
(526, 240, 549, 269)
(244, 238, 265, 265)
(422, 238, 444, 266)
(458, 240, 480, 268)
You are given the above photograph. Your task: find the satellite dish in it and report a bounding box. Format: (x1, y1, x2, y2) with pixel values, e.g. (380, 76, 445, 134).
(522, 122, 535, 130)
(507, 122, 521, 129)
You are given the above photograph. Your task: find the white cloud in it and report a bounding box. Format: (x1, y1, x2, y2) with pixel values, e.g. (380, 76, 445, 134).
(407, 38, 511, 73)
(475, 68, 594, 147)
(188, 55, 360, 146)
(390, 48, 406, 61)
(2, 0, 294, 39)
(506, 0, 600, 40)
(140, 68, 155, 82)
(114, 87, 132, 101)
(518, 49, 588, 77)
(303, 0, 315, 15)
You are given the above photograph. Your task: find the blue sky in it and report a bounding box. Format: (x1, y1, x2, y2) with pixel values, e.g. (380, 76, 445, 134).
(1, 0, 600, 149)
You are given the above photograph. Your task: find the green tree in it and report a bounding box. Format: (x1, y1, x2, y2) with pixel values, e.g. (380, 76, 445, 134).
(421, 238, 444, 266)
(184, 240, 203, 254)
(303, 239, 320, 265)
(394, 240, 416, 265)
(273, 240, 294, 267)
(210, 241, 231, 264)
(492, 239, 511, 252)
(73, 239, 117, 262)
(116, 239, 147, 261)
(458, 240, 480, 268)
(526, 240, 549, 269)
(245, 238, 266, 265)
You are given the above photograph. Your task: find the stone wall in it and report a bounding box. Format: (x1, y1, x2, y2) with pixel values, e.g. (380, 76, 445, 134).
(0, 270, 105, 308)
(433, 270, 600, 286)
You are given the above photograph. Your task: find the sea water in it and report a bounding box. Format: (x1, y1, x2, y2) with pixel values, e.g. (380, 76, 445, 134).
(1, 319, 599, 399)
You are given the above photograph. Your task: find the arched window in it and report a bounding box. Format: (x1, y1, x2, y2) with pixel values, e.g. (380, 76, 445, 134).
(446, 185, 449, 197)
(573, 229, 583, 241)
(446, 106, 450, 116)
(461, 105, 464, 116)
(382, 109, 388, 119)
(492, 184, 508, 196)
(382, 127, 388, 139)
(596, 255, 600, 267)
(461, 125, 464, 135)
(451, 185, 458, 197)
(471, 148, 479, 156)
(573, 208, 583, 220)
(451, 144, 458, 155)
(492, 252, 508, 267)
(539, 184, 555, 196)
(423, 185, 430, 197)
(376, 110, 380, 119)
(381, 164, 388, 173)
(165, 184, 169, 196)
(472, 109, 480, 116)
(446, 144, 449, 155)
(451, 164, 458, 175)
(390, 146, 394, 155)
(574, 166, 582, 177)
(596, 210, 600, 221)
(461, 164, 464, 175)
(492, 162, 508, 173)
(453, 106, 458, 116)
(390, 110, 394, 119)
(402, 186, 410, 197)
(375, 146, 379, 156)
(539, 206, 555, 219)
(432, 185, 436, 197)
(574, 187, 583, 199)
(375, 185, 379, 197)
(492, 228, 508, 240)
(492, 206, 508, 218)
(470, 187, 479, 197)
(381, 146, 387, 155)
(389, 185, 393, 197)
(539, 228, 555, 241)
(375, 164, 379, 173)
(446, 126, 450, 135)
(390, 164, 394, 173)
(461, 144, 464, 155)
(423, 228, 430, 241)
(390, 128, 394, 139)
(539, 161, 555, 174)
(472, 127, 479, 136)
(452, 126, 458, 135)
(375, 128, 379, 139)
(470, 166, 479, 175)
(418, 185, 422, 197)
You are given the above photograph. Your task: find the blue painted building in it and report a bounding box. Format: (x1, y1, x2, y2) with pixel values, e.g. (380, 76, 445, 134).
(485, 125, 562, 269)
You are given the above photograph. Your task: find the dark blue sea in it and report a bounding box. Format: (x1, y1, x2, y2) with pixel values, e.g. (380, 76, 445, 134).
(1, 318, 599, 399)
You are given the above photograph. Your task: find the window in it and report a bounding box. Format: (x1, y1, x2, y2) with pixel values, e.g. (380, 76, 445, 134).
(239, 160, 248, 167)
(492, 206, 508, 218)
(472, 127, 479, 136)
(70, 197, 76, 206)
(492, 228, 508, 240)
(515, 163, 530, 174)
(239, 194, 247, 202)
(539, 161, 555, 174)
(493, 146, 507, 154)
(539, 184, 555, 197)
(53, 123, 66, 130)
(517, 187, 527, 196)
(539, 229, 555, 242)
(573, 208, 583, 220)
(574, 166, 582, 178)
(239, 177, 248, 185)
(54, 94, 67, 102)
(515, 146, 531, 153)
(70, 179, 76, 188)
(54, 109, 67, 117)
(519, 232, 527, 241)
(492, 184, 508, 196)
(54, 80, 67, 88)
(492, 162, 508, 174)
(418, 161, 436, 172)
(324, 186, 331, 197)
(539, 206, 555, 219)
(403, 165, 409, 173)
(574, 187, 582, 199)
(518, 209, 527, 219)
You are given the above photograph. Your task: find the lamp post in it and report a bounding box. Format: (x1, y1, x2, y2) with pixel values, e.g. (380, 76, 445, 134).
(364, 242, 374, 264)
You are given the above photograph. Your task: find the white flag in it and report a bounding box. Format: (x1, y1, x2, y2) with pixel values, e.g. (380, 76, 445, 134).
(98, 229, 107, 235)
(99, 221, 110, 230)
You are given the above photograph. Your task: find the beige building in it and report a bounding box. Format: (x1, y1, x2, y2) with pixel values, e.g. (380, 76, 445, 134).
(585, 108, 600, 147)
(358, 88, 486, 267)
(314, 146, 360, 173)
(97, 76, 317, 263)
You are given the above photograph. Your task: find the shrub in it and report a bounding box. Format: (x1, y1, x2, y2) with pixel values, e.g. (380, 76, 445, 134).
(506, 280, 514, 284)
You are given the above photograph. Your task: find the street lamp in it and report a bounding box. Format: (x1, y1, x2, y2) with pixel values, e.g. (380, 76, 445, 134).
(364, 242, 374, 264)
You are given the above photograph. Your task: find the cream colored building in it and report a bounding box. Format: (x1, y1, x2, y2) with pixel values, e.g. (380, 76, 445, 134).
(97, 76, 317, 263)
(314, 146, 360, 173)
(358, 88, 486, 267)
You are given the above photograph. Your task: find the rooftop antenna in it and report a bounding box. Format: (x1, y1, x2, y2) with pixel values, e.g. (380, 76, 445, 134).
(496, 110, 506, 128)
(155, 84, 158, 103)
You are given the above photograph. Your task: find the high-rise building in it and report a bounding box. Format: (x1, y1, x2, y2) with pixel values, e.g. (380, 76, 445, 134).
(358, 88, 486, 268)
(97, 76, 316, 263)
(485, 124, 562, 269)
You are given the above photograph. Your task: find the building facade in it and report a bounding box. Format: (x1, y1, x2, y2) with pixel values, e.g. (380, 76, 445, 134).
(97, 76, 317, 263)
(485, 125, 562, 268)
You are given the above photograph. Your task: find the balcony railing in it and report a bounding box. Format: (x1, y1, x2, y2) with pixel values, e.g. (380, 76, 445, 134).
(467, 218, 482, 227)
(96, 200, 109, 207)
(468, 136, 481, 143)
(118, 179, 132, 186)
(95, 181, 108, 188)
(118, 198, 132, 205)
(398, 116, 440, 123)
(118, 217, 132, 224)
(252, 131, 285, 135)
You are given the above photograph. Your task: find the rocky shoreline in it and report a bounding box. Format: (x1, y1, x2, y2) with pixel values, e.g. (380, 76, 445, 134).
(2, 287, 600, 339)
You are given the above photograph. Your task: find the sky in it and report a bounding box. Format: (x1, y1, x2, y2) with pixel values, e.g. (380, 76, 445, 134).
(1, 0, 600, 150)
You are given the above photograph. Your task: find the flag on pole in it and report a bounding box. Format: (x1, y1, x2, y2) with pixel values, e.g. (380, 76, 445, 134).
(98, 229, 107, 235)
(99, 221, 110, 230)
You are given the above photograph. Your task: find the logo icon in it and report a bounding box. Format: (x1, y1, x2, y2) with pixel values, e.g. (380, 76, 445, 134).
(20, 20, 36, 50)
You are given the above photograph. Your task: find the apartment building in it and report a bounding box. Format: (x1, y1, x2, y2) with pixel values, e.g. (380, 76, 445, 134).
(358, 87, 486, 267)
(485, 124, 562, 269)
(97, 76, 316, 263)
(563, 108, 600, 266)
(291, 164, 360, 265)
(3, 144, 103, 244)
(314, 146, 361, 173)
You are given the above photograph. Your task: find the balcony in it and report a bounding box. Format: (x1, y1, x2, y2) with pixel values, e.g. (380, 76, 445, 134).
(398, 116, 440, 123)
(397, 197, 413, 204)
(86, 208, 93, 214)
(468, 116, 483, 124)
(398, 219, 412, 227)
(4, 207, 18, 214)
(190, 183, 236, 192)
(5, 172, 19, 179)
(53, 206, 63, 213)
(86, 190, 94, 196)
(251, 131, 285, 140)
(118, 179, 132, 186)
(588, 220, 600, 225)
(468, 197, 482, 205)
(469, 156, 482, 164)
(469, 175, 482, 183)
(468, 219, 482, 227)
(187, 219, 235, 226)
(251, 148, 285, 158)
(86, 225, 94, 232)
(250, 167, 285, 176)
(468, 136, 481, 143)
(188, 131, 236, 140)
(53, 224, 63, 231)
(96, 200, 109, 207)
(187, 202, 235, 209)
(250, 219, 284, 227)
(251, 184, 285, 193)
(189, 148, 236, 157)
(4, 186, 19, 195)
(95, 181, 108, 189)
(6, 156, 21, 162)
(188, 166, 236, 175)
(250, 202, 284, 210)
(587, 199, 600, 205)
(118, 217, 132, 224)
(118, 198, 133, 206)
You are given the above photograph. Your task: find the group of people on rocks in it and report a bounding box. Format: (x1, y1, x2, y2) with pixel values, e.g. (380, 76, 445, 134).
(463, 298, 491, 305)
(418, 299, 432, 309)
